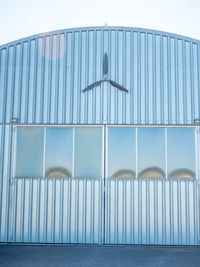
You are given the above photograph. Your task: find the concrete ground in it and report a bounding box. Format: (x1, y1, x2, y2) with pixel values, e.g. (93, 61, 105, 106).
(0, 244, 200, 267)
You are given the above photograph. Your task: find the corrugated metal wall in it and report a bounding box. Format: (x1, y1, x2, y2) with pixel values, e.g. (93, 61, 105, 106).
(105, 179, 198, 245)
(1, 26, 200, 125)
(0, 27, 200, 244)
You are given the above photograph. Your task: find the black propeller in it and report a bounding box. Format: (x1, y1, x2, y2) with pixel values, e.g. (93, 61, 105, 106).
(108, 80, 128, 93)
(103, 53, 108, 75)
(82, 80, 102, 92)
(82, 53, 128, 93)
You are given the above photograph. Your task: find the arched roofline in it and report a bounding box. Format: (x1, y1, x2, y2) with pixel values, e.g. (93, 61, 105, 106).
(0, 25, 200, 49)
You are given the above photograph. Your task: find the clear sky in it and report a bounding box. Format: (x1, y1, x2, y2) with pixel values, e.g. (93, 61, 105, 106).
(0, 0, 199, 45)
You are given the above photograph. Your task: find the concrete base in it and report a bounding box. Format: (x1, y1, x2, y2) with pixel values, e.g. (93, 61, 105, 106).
(0, 244, 200, 266)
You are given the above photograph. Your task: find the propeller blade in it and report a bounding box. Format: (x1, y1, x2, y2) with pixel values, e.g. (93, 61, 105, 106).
(82, 80, 102, 92)
(108, 80, 128, 92)
(103, 53, 108, 75)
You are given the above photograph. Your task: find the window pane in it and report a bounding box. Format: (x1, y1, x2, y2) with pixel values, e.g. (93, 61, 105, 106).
(74, 127, 102, 178)
(45, 128, 73, 178)
(167, 128, 195, 179)
(138, 128, 165, 179)
(108, 128, 136, 178)
(15, 127, 44, 177)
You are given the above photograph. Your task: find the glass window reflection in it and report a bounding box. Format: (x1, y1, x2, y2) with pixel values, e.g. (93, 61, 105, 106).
(45, 127, 73, 178)
(167, 128, 195, 180)
(74, 127, 103, 178)
(138, 128, 165, 179)
(15, 127, 44, 177)
(108, 127, 136, 178)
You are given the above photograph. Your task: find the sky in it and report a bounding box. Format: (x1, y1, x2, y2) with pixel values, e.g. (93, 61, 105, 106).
(0, 0, 199, 45)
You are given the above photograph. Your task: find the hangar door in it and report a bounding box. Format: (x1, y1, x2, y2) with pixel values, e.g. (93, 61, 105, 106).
(105, 126, 199, 245)
(12, 126, 199, 245)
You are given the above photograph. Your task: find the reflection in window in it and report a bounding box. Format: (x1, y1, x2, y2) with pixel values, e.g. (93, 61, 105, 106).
(45, 128, 73, 178)
(138, 128, 165, 179)
(15, 127, 44, 177)
(167, 128, 195, 180)
(112, 169, 135, 178)
(108, 128, 136, 178)
(138, 167, 165, 179)
(74, 127, 102, 178)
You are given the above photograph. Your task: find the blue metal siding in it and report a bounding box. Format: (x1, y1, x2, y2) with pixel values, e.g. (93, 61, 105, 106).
(0, 27, 200, 125)
(0, 27, 200, 244)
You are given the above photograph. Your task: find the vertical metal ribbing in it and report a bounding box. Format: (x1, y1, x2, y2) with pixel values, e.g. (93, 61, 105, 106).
(28, 179, 33, 242)
(114, 179, 118, 243)
(55, 35, 60, 123)
(40, 37, 45, 123)
(194, 180, 197, 244)
(8, 46, 16, 123)
(175, 38, 179, 124)
(37, 178, 41, 242)
(3, 48, 9, 123)
(162, 180, 166, 244)
(186, 180, 189, 244)
(8, 125, 15, 243)
(103, 125, 106, 244)
(32, 38, 38, 123)
(43, 179, 48, 242)
(130, 31, 134, 123)
(62, 32, 67, 123)
(21, 179, 25, 242)
(145, 33, 148, 124)
(74, 178, 78, 243)
(0, 125, 5, 240)
(137, 33, 141, 124)
(4, 125, 13, 242)
(91, 178, 94, 243)
(99, 176, 102, 244)
(160, 35, 164, 123)
(84, 178, 87, 242)
(122, 180, 126, 243)
(197, 127, 200, 245)
(67, 178, 71, 243)
(138, 180, 141, 243)
(131, 179, 134, 244)
(177, 181, 181, 244)
(77, 32, 82, 124)
(84, 31, 89, 124)
(146, 180, 150, 244)
(114, 30, 117, 124)
(182, 41, 187, 123)
(167, 37, 172, 123)
(155, 180, 158, 244)
(13, 179, 18, 241)
(52, 179, 56, 243)
(190, 43, 195, 122)
(24, 41, 30, 123)
(122, 30, 126, 124)
(47, 36, 53, 124)
(59, 179, 63, 243)
(152, 34, 156, 124)
(188, 181, 191, 244)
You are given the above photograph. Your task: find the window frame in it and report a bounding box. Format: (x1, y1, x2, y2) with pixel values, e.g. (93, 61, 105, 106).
(13, 124, 198, 181)
(13, 125, 104, 179)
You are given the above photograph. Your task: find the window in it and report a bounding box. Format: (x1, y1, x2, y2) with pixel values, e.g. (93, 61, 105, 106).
(15, 127, 44, 178)
(107, 127, 136, 178)
(167, 128, 195, 180)
(74, 127, 103, 178)
(15, 126, 103, 179)
(15, 126, 196, 180)
(45, 127, 73, 178)
(138, 128, 165, 179)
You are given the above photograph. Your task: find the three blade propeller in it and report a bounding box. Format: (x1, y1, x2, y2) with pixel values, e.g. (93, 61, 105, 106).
(82, 53, 128, 93)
